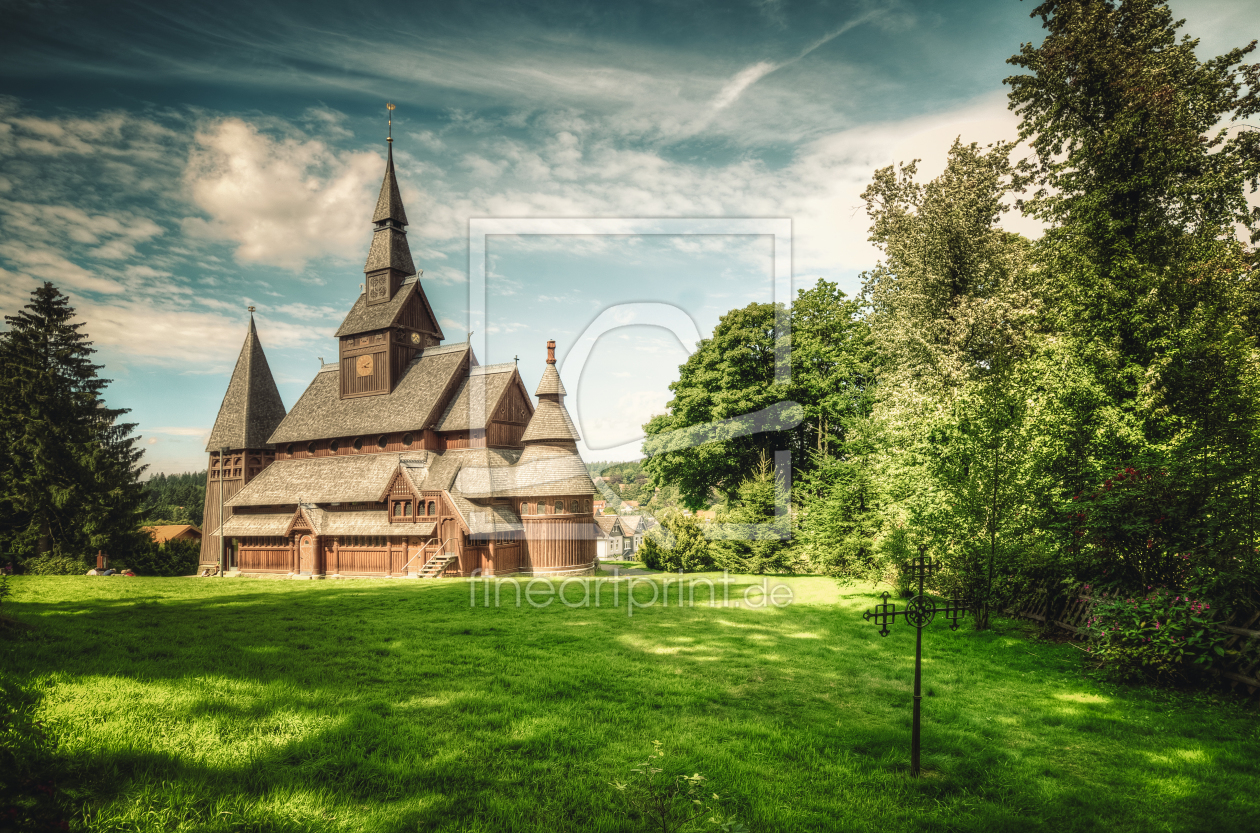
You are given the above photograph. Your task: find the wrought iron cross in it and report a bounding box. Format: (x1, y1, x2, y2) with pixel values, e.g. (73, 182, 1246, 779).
(861, 546, 972, 776)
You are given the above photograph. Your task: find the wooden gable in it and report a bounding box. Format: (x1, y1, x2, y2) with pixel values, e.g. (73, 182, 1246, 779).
(377, 467, 420, 504)
(396, 288, 442, 340)
(284, 506, 313, 536)
(492, 374, 534, 425)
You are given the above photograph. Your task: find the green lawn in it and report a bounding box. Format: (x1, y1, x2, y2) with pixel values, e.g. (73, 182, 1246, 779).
(2, 574, 1257, 832)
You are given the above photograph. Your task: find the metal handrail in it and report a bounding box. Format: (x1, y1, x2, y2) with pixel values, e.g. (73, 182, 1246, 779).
(402, 536, 459, 573)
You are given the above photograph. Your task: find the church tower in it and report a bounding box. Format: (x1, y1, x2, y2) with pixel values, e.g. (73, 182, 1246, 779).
(335, 104, 444, 399)
(517, 340, 597, 574)
(200, 312, 287, 571)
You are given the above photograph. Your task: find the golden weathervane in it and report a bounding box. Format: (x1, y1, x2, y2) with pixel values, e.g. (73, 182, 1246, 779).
(387, 102, 395, 143)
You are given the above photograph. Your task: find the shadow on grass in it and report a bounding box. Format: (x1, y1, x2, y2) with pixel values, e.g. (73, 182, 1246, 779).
(2, 576, 1258, 832)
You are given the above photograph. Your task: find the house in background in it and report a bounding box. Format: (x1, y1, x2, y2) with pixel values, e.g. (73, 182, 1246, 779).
(143, 525, 202, 544)
(620, 514, 654, 553)
(594, 513, 662, 559)
(594, 514, 627, 559)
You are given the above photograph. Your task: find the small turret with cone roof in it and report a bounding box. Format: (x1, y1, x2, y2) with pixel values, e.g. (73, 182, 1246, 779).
(521, 339, 581, 446)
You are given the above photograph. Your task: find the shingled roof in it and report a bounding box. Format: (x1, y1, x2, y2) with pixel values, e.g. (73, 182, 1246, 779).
(225, 452, 426, 507)
(534, 363, 567, 397)
(447, 495, 523, 536)
(268, 344, 470, 444)
(334, 277, 443, 339)
(436, 363, 522, 431)
(409, 448, 520, 493)
(454, 443, 594, 497)
(206, 316, 287, 451)
(364, 226, 415, 274)
(520, 398, 581, 443)
(216, 513, 292, 537)
(373, 144, 408, 225)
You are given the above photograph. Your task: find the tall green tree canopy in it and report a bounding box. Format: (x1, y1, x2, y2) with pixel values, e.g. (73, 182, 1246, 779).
(0, 282, 147, 562)
(1005, 0, 1260, 583)
(641, 281, 874, 509)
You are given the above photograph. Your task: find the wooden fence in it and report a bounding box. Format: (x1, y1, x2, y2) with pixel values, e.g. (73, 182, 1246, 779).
(1004, 584, 1260, 700)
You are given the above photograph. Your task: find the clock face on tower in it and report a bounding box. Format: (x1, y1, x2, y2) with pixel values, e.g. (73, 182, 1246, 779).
(356, 354, 374, 377)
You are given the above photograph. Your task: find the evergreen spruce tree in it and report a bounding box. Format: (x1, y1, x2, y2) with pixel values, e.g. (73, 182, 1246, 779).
(0, 282, 147, 566)
(710, 453, 794, 574)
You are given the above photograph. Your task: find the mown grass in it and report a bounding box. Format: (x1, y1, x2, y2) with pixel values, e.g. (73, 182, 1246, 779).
(2, 574, 1257, 832)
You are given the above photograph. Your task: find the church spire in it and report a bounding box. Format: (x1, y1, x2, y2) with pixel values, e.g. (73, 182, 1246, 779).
(206, 312, 288, 451)
(372, 105, 408, 226)
(364, 102, 415, 304)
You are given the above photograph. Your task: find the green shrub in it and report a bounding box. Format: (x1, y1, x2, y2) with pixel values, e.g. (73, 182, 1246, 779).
(640, 513, 714, 573)
(124, 539, 200, 577)
(1081, 582, 1230, 684)
(22, 553, 87, 575)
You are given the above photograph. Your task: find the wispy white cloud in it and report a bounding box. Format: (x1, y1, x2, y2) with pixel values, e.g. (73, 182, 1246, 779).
(182, 118, 383, 268)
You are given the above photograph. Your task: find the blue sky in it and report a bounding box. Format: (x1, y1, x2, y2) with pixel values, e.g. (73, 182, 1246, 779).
(1, 0, 1255, 473)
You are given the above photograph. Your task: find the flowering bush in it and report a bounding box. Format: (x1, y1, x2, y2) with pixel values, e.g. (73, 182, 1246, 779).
(1081, 582, 1230, 684)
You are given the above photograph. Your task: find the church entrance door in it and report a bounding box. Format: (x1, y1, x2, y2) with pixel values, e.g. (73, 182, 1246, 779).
(407, 537, 422, 574)
(300, 535, 314, 574)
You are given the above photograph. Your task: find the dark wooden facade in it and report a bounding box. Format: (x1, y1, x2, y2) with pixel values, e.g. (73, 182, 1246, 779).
(206, 141, 597, 580)
(200, 449, 276, 567)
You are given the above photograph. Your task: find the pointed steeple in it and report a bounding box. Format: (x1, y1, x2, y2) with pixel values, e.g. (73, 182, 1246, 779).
(372, 143, 409, 226)
(522, 339, 581, 444)
(205, 311, 288, 451)
(364, 102, 416, 305)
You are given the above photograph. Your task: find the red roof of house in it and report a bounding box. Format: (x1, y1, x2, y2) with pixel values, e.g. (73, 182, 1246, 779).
(142, 524, 202, 544)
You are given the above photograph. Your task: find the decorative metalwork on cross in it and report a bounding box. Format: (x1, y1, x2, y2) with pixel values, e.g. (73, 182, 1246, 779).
(861, 545, 972, 776)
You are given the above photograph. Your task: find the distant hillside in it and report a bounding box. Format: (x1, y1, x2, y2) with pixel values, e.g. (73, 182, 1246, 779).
(585, 459, 692, 514)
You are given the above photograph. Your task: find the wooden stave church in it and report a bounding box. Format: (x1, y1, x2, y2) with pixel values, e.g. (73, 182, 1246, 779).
(199, 140, 597, 579)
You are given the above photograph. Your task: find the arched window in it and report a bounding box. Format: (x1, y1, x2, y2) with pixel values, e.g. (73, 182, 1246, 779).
(306, 442, 315, 455)
(427, 501, 436, 516)
(353, 437, 363, 451)
(330, 439, 340, 453)
(403, 502, 411, 517)
(377, 435, 388, 449)
(403, 433, 413, 447)
(285, 444, 294, 456)
(570, 500, 580, 513)
(555, 500, 564, 514)
(584, 500, 591, 513)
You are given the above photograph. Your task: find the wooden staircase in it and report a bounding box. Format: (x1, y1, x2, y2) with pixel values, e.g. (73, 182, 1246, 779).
(416, 552, 458, 578)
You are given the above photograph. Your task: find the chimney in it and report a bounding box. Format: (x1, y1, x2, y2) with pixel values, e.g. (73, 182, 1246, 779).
(546, 339, 556, 364)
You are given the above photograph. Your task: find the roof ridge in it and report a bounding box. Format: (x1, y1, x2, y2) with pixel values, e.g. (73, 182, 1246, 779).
(469, 363, 516, 375)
